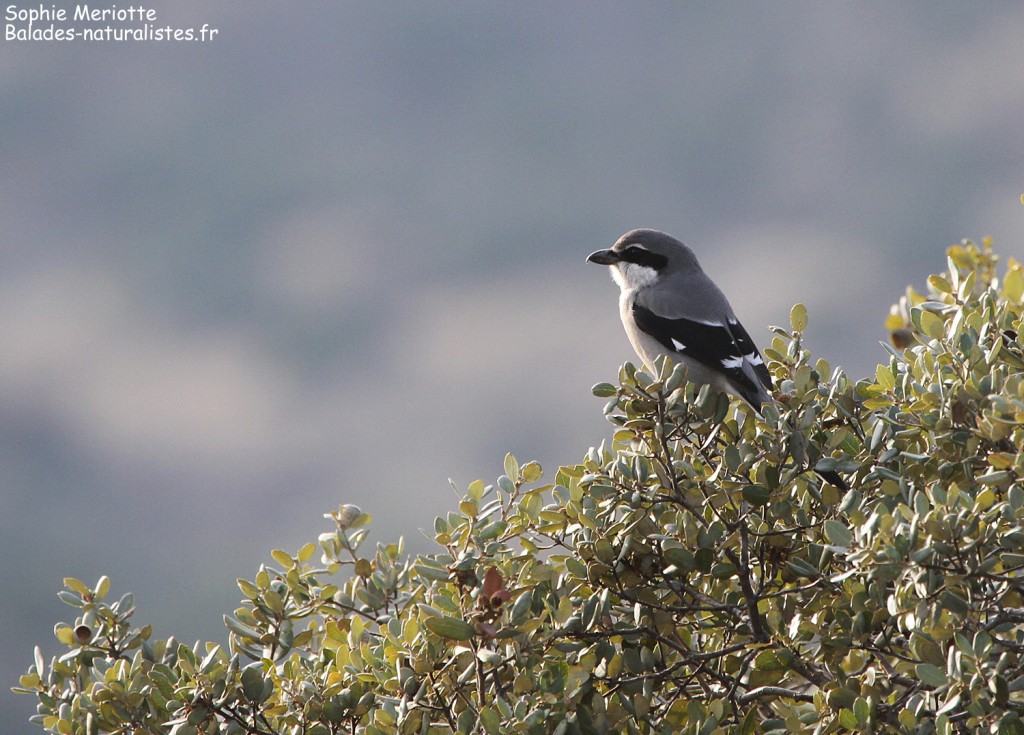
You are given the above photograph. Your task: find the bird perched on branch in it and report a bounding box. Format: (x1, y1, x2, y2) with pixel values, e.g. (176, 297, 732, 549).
(587, 228, 846, 490)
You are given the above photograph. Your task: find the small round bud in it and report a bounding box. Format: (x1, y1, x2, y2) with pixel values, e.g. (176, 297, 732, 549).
(890, 329, 913, 349)
(337, 505, 362, 530)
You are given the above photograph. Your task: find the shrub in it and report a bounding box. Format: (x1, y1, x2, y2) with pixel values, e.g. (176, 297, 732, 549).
(16, 240, 1024, 734)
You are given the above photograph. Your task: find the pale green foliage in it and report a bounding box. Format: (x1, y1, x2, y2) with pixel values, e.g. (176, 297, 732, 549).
(16, 241, 1024, 734)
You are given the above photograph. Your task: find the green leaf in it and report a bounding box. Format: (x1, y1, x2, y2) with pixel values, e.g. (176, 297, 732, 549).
(62, 578, 90, 597)
(504, 453, 520, 483)
(928, 274, 953, 294)
(862, 396, 894, 410)
(466, 479, 486, 501)
(224, 615, 261, 640)
(422, 614, 476, 641)
(741, 485, 771, 506)
(753, 650, 785, 671)
(519, 489, 543, 519)
(694, 548, 714, 573)
(739, 708, 758, 735)
(663, 546, 695, 571)
(1004, 264, 1024, 303)
(94, 576, 110, 601)
(457, 709, 476, 735)
(916, 663, 949, 688)
(521, 461, 543, 483)
(917, 309, 945, 340)
(263, 589, 284, 613)
(296, 543, 316, 563)
(510, 590, 533, 621)
(56, 591, 83, 608)
(241, 664, 268, 703)
(823, 520, 853, 548)
(874, 364, 895, 391)
(237, 578, 260, 598)
(270, 549, 293, 568)
(479, 705, 501, 735)
(786, 558, 819, 579)
(790, 303, 808, 332)
(33, 646, 44, 677)
(827, 688, 857, 709)
(853, 696, 870, 725)
(939, 590, 968, 616)
(54, 624, 74, 645)
(992, 674, 1009, 706)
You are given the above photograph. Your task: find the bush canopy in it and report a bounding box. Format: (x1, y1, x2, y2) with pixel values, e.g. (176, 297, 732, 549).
(16, 240, 1024, 734)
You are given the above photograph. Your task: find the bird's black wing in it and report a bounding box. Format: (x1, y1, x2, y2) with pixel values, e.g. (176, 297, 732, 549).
(723, 316, 773, 391)
(632, 303, 771, 405)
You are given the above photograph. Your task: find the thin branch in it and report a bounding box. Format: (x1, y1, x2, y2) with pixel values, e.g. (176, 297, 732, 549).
(736, 686, 814, 704)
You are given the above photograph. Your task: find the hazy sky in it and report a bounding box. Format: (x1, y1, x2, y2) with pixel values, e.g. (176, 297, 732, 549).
(3, 3, 1024, 729)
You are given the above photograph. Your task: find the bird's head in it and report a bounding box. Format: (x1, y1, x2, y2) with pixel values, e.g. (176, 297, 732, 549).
(587, 229, 699, 292)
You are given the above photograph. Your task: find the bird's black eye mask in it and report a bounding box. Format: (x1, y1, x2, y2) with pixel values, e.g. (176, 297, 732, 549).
(618, 245, 668, 271)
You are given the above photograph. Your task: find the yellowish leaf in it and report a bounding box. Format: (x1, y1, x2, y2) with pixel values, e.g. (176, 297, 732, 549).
(790, 303, 808, 332)
(1003, 261, 1024, 303)
(884, 310, 905, 330)
(918, 310, 944, 340)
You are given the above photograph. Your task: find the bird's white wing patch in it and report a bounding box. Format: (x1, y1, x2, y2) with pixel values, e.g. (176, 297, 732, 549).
(721, 356, 744, 369)
(670, 338, 687, 352)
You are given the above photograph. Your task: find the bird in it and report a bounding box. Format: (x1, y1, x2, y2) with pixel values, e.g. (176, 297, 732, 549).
(588, 228, 846, 490)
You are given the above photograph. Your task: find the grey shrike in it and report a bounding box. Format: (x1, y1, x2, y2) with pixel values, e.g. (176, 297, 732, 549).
(588, 228, 846, 489)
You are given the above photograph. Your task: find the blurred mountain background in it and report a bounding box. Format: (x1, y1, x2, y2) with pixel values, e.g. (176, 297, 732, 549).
(3, 2, 1023, 729)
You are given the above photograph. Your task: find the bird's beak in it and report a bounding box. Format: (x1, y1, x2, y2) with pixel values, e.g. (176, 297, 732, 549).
(587, 248, 621, 265)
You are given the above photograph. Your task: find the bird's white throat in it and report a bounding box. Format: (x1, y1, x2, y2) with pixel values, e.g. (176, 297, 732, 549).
(611, 262, 659, 293)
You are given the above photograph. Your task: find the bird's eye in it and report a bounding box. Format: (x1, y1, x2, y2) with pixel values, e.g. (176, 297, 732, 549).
(621, 245, 646, 262)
